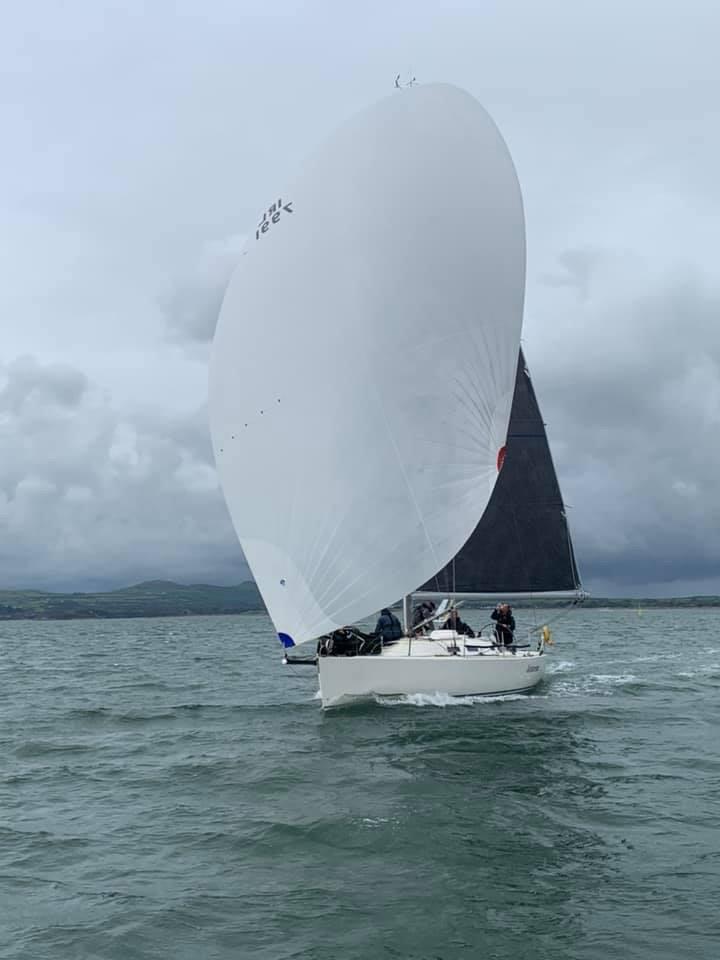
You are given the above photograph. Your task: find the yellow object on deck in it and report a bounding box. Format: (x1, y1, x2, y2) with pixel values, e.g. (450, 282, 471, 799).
(542, 625, 553, 646)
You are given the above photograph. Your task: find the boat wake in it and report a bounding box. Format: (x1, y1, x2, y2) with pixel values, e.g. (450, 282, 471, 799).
(375, 691, 546, 708)
(547, 660, 576, 674)
(551, 672, 643, 698)
(590, 673, 640, 685)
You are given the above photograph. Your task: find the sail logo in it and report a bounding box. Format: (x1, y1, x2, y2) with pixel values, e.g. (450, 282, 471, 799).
(256, 198, 293, 240)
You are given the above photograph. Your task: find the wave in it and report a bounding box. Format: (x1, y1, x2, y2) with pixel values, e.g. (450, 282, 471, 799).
(677, 662, 720, 680)
(374, 691, 546, 708)
(65, 706, 177, 724)
(13, 740, 93, 758)
(590, 673, 640, 685)
(66, 707, 112, 718)
(548, 672, 647, 699)
(547, 660, 576, 674)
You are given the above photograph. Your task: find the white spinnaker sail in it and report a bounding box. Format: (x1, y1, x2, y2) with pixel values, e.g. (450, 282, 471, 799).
(209, 83, 525, 646)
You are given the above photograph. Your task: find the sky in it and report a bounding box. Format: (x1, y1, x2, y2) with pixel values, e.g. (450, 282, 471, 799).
(2, 0, 719, 596)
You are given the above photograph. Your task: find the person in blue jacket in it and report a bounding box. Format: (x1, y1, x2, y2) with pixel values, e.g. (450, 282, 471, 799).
(374, 608, 403, 642)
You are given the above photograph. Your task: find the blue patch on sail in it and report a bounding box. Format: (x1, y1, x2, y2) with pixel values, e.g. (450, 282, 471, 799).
(278, 632, 295, 648)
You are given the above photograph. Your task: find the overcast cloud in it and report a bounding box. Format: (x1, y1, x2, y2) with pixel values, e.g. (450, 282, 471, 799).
(2, 0, 719, 595)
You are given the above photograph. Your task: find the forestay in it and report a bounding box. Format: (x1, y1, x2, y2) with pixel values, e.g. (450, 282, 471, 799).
(209, 83, 526, 646)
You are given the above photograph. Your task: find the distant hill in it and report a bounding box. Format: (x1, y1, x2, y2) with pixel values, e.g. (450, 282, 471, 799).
(485, 595, 720, 610)
(1, 581, 719, 622)
(0, 580, 264, 621)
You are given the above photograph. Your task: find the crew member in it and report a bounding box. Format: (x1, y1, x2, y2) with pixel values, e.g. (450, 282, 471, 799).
(491, 603, 515, 646)
(445, 608, 475, 638)
(374, 607, 403, 642)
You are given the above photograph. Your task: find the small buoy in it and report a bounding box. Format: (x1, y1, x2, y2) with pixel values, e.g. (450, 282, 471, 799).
(280, 578, 286, 586)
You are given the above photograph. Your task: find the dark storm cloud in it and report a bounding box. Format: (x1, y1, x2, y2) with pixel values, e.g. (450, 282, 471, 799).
(527, 258, 720, 594)
(0, 356, 247, 590)
(0, 356, 88, 413)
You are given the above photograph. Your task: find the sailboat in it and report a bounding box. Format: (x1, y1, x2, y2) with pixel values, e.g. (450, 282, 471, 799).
(209, 83, 582, 706)
(317, 348, 583, 705)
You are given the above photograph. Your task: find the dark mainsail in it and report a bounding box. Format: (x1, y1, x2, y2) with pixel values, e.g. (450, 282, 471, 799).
(421, 349, 581, 595)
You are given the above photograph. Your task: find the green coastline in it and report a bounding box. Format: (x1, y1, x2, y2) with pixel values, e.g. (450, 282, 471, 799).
(0, 580, 719, 621)
(0, 580, 263, 621)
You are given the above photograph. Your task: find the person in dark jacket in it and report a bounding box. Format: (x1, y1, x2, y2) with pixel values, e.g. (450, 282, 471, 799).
(374, 608, 403, 642)
(491, 603, 515, 646)
(445, 608, 474, 637)
(411, 600, 436, 634)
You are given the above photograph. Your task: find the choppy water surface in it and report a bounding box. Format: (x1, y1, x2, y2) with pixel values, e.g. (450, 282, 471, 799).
(1, 608, 719, 959)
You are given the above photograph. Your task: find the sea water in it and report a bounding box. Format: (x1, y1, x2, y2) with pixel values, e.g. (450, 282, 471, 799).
(1, 608, 719, 959)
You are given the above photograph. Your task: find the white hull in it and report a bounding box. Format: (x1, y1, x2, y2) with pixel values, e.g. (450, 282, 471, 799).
(317, 636, 545, 707)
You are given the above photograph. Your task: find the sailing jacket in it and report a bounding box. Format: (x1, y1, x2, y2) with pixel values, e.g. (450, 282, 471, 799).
(491, 608, 516, 632)
(375, 610, 403, 641)
(447, 616, 475, 637)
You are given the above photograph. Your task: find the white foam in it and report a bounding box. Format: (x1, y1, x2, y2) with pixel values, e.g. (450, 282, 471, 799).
(632, 653, 680, 663)
(678, 663, 720, 679)
(590, 673, 639, 685)
(547, 660, 575, 674)
(551, 672, 642, 697)
(376, 691, 544, 708)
